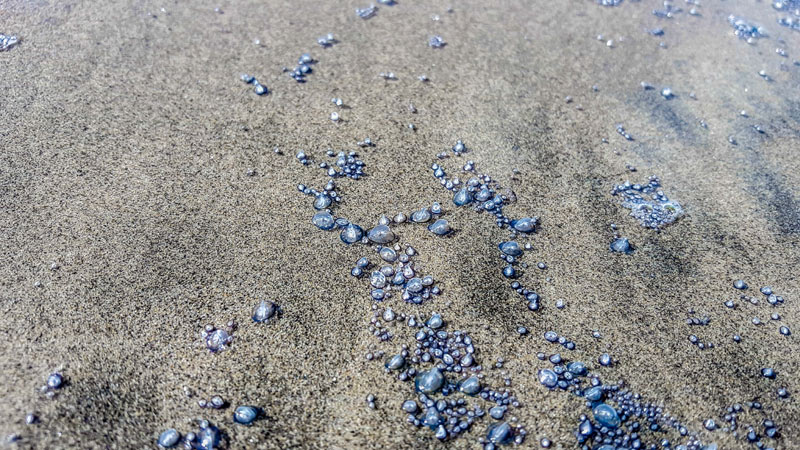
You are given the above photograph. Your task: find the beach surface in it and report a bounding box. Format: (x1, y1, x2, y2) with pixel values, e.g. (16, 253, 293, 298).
(1, 0, 799, 448)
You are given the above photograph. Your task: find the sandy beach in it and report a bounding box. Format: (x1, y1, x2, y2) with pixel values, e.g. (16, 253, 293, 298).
(1, 0, 799, 448)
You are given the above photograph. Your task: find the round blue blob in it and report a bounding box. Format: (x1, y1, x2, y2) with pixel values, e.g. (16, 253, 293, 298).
(584, 386, 604, 402)
(311, 212, 335, 230)
(367, 224, 395, 244)
(385, 354, 405, 371)
(47, 373, 64, 389)
(593, 403, 621, 428)
(538, 369, 558, 388)
(313, 194, 332, 210)
(510, 217, 537, 233)
(453, 188, 473, 207)
(415, 368, 445, 394)
(486, 421, 514, 445)
(610, 237, 633, 254)
(458, 375, 481, 395)
(197, 426, 220, 450)
(428, 219, 452, 235)
(498, 241, 522, 256)
(340, 223, 364, 244)
(158, 429, 180, 448)
(233, 406, 258, 425)
(252, 300, 276, 323)
(567, 361, 587, 376)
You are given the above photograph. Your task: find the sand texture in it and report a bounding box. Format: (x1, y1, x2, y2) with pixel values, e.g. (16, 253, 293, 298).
(1, 0, 799, 449)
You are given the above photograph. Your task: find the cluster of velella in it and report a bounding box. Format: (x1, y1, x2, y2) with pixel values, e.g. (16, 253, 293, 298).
(615, 123, 633, 141)
(352, 245, 442, 307)
(436, 139, 469, 159)
(283, 53, 316, 83)
(356, 4, 378, 19)
(675, 278, 793, 357)
(727, 15, 767, 41)
(729, 281, 791, 340)
(297, 149, 366, 179)
(543, 330, 579, 351)
(431, 142, 547, 310)
(201, 321, 236, 353)
(239, 73, 268, 95)
(774, 0, 800, 31)
(157, 420, 223, 450)
(535, 354, 721, 450)
(384, 316, 529, 446)
(704, 401, 780, 450)
(595, 0, 624, 6)
(428, 35, 447, 48)
(706, 400, 783, 450)
(288, 139, 533, 447)
(431, 143, 532, 230)
(0, 33, 19, 51)
(41, 372, 65, 398)
(155, 296, 278, 444)
(611, 177, 684, 229)
(700, 364, 786, 449)
(423, 139, 770, 450)
(8, 0, 794, 448)
(317, 33, 336, 47)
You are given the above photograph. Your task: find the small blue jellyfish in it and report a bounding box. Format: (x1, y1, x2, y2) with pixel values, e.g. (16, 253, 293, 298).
(340, 223, 364, 244)
(158, 429, 180, 448)
(206, 329, 231, 352)
(385, 354, 405, 371)
(47, 373, 64, 389)
(313, 194, 332, 210)
(567, 361, 587, 376)
(252, 300, 277, 323)
(578, 419, 593, 436)
(453, 188, 473, 207)
(609, 237, 633, 254)
(428, 219, 452, 235)
(406, 278, 424, 294)
(584, 386, 603, 402)
(197, 424, 221, 450)
(538, 369, 558, 388)
(379, 247, 397, 262)
(486, 421, 514, 445)
(510, 217, 538, 233)
(489, 406, 505, 420)
(458, 375, 481, 395)
(370, 271, 387, 289)
(401, 400, 418, 413)
(415, 368, 445, 394)
(592, 403, 620, 428)
(233, 406, 258, 425)
(411, 209, 432, 223)
(311, 211, 335, 230)
(426, 313, 444, 329)
(367, 224, 395, 244)
(498, 241, 523, 256)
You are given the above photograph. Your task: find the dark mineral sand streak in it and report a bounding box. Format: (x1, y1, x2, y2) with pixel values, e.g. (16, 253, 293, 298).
(2, 0, 800, 448)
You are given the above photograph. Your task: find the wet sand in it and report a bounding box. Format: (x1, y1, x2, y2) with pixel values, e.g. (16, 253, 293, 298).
(1, 0, 799, 448)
